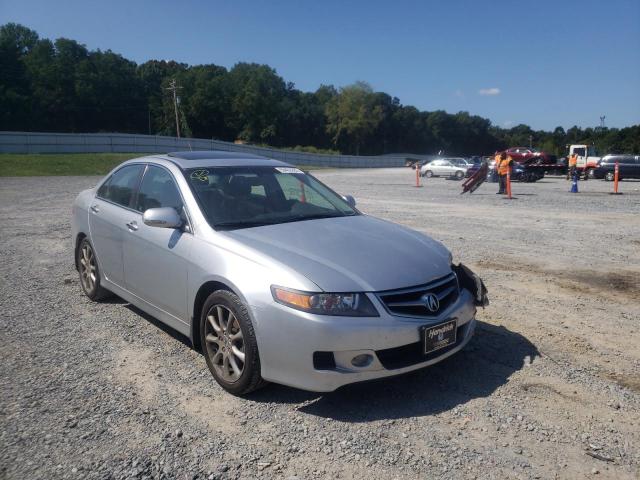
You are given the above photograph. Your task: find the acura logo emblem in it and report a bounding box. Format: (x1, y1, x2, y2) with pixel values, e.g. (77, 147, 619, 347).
(422, 293, 439, 312)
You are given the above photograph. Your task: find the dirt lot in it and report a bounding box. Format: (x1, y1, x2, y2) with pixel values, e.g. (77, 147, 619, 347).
(1, 170, 639, 480)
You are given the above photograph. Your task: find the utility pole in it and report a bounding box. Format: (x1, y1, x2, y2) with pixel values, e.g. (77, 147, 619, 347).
(528, 135, 533, 149)
(165, 79, 183, 138)
(599, 116, 606, 129)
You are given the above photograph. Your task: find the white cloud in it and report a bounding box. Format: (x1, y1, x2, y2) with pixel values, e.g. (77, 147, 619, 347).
(503, 120, 515, 127)
(478, 87, 501, 96)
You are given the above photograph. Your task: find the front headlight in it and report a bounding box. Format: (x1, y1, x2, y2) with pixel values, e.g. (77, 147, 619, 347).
(271, 286, 379, 317)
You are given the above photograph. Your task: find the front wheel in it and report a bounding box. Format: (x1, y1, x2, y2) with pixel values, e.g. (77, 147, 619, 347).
(200, 290, 265, 395)
(424, 170, 434, 178)
(605, 172, 614, 181)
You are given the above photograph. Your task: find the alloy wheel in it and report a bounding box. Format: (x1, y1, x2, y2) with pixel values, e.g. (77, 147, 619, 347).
(204, 304, 245, 383)
(79, 243, 97, 292)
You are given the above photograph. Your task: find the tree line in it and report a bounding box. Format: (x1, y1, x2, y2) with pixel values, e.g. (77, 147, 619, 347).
(1, 23, 639, 156)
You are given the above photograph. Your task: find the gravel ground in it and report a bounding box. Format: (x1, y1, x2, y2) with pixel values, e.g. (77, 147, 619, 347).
(1, 170, 639, 480)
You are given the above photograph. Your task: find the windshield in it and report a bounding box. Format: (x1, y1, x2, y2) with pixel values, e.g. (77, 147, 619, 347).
(184, 166, 357, 229)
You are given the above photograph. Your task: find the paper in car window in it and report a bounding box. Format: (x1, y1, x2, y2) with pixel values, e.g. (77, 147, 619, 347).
(190, 169, 209, 183)
(275, 167, 303, 174)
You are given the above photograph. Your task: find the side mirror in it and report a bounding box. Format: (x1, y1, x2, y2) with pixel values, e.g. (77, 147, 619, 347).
(143, 207, 183, 229)
(342, 195, 356, 208)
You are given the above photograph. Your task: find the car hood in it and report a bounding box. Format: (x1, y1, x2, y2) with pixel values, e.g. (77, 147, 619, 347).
(222, 215, 451, 292)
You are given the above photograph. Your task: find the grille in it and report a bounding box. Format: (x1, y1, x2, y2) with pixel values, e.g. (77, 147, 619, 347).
(376, 325, 464, 370)
(377, 273, 459, 318)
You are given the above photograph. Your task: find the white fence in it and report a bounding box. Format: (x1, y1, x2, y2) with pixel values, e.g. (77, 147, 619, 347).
(0, 131, 431, 168)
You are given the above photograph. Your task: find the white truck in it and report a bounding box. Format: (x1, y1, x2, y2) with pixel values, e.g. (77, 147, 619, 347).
(568, 144, 601, 178)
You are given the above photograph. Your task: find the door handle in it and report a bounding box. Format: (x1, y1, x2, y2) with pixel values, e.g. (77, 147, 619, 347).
(90, 205, 99, 213)
(126, 221, 139, 231)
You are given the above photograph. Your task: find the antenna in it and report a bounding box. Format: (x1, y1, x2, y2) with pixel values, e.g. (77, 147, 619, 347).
(599, 116, 606, 129)
(165, 79, 183, 138)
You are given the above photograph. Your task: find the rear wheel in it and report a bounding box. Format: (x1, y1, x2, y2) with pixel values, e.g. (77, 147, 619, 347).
(605, 172, 614, 181)
(200, 290, 265, 395)
(454, 170, 464, 180)
(76, 238, 111, 301)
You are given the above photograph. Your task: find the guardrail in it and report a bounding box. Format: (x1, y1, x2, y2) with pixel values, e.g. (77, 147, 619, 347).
(0, 132, 433, 168)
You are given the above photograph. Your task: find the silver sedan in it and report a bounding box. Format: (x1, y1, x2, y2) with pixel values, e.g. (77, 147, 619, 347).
(420, 159, 468, 179)
(72, 151, 487, 395)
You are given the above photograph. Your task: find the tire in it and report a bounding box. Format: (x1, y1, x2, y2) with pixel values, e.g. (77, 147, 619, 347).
(605, 172, 614, 181)
(200, 290, 266, 395)
(425, 170, 433, 178)
(76, 238, 111, 301)
(454, 171, 464, 180)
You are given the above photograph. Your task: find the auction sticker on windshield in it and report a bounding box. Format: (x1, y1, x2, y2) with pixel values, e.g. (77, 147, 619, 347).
(275, 167, 304, 174)
(422, 319, 457, 354)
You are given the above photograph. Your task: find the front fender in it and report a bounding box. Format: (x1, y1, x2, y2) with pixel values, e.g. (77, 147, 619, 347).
(186, 235, 319, 342)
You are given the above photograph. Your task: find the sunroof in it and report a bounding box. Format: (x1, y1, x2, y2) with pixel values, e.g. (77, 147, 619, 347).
(167, 150, 266, 160)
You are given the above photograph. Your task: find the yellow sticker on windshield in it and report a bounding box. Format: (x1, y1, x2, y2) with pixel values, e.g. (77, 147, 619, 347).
(190, 169, 209, 183)
(275, 167, 303, 174)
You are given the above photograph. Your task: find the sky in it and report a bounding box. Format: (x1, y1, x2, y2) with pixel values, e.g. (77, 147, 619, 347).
(2, 0, 639, 131)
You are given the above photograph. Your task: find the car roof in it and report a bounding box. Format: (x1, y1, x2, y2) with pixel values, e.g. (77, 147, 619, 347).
(151, 150, 292, 169)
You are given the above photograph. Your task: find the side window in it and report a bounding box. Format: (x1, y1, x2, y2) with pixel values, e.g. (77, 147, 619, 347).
(135, 165, 183, 213)
(97, 177, 111, 198)
(97, 164, 144, 208)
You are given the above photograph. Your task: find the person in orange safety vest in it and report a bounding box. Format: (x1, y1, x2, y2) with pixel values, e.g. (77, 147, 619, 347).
(495, 152, 513, 194)
(567, 153, 578, 180)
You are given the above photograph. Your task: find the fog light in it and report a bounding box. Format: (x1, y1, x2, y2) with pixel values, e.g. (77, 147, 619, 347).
(351, 354, 373, 368)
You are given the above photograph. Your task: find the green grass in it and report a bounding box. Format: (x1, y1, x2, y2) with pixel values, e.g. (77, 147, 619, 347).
(0, 153, 145, 176)
(0, 153, 331, 176)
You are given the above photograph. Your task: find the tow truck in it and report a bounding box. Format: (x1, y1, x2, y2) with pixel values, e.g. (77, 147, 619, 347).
(568, 144, 601, 178)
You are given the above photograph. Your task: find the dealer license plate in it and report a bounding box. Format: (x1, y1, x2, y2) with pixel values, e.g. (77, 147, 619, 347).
(422, 319, 457, 354)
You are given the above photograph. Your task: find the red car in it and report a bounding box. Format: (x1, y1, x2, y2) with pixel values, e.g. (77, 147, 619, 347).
(502, 147, 553, 163)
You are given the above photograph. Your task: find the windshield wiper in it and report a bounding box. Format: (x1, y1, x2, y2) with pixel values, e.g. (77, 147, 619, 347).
(215, 212, 355, 229)
(214, 220, 276, 230)
(275, 212, 348, 225)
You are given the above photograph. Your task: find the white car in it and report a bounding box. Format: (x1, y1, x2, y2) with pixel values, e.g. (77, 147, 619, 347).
(420, 159, 467, 180)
